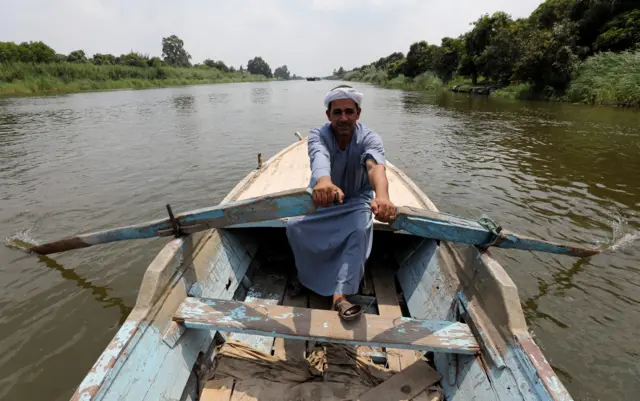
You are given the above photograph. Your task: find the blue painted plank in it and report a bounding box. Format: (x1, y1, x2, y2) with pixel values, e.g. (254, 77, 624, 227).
(395, 240, 498, 400)
(390, 206, 600, 257)
(226, 272, 287, 354)
(173, 297, 479, 354)
(92, 231, 253, 401)
(30, 187, 313, 255)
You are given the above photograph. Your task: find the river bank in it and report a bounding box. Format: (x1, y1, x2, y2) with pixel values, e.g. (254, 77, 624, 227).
(337, 51, 640, 108)
(0, 62, 270, 96)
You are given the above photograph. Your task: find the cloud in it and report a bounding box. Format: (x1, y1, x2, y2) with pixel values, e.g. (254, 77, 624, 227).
(1, 0, 544, 76)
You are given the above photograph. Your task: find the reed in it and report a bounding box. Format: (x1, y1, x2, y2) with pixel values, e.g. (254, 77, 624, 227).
(566, 51, 640, 107)
(0, 62, 268, 95)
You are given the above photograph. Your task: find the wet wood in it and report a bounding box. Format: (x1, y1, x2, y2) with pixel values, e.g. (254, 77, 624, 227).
(201, 377, 234, 401)
(357, 360, 441, 401)
(173, 298, 479, 354)
(391, 206, 600, 257)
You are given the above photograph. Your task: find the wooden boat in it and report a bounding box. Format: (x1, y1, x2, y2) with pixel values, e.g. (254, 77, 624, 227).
(70, 134, 574, 401)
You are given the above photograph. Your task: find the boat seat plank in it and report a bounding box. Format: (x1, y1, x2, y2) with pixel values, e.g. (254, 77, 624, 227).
(225, 271, 287, 354)
(356, 360, 442, 401)
(173, 298, 479, 354)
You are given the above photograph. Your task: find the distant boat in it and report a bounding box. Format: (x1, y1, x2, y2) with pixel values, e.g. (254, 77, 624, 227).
(306, 77, 321, 81)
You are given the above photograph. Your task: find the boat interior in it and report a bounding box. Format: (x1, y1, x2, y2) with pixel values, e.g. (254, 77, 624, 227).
(179, 226, 449, 401)
(70, 137, 572, 401)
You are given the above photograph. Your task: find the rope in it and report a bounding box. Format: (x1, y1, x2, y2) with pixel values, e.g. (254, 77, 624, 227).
(477, 214, 504, 248)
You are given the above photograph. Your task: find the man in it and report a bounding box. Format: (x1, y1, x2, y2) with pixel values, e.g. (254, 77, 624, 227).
(285, 85, 396, 321)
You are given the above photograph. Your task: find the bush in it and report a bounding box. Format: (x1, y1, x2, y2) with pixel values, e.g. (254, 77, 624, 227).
(566, 51, 640, 107)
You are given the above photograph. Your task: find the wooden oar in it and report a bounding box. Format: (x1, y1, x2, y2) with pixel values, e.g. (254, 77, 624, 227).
(28, 188, 314, 255)
(390, 206, 601, 257)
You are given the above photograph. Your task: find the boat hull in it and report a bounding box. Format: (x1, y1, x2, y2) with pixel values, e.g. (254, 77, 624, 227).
(70, 136, 573, 401)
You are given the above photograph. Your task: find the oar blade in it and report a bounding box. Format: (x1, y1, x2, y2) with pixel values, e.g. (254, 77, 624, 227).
(28, 218, 170, 255)
(498, 231, 600, 257)
(390, 206, 600, 257)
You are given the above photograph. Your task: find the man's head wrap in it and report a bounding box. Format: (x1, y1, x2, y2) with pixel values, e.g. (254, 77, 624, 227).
(323, 85, 363, 109)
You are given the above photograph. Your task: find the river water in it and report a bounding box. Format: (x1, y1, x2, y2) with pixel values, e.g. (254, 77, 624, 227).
(1, 81, 638, 401)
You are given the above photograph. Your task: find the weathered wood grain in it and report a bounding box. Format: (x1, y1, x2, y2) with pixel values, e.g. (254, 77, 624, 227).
(273, 287, 308, 361)
(201, 377, 235, 401)
(173, 298, 479, 354)
(370, 261, 419, 372)
(391, 206, 599, 257)
(356, 360, 442, 401)
(395, 239, 498, 400)
(31, 188, 314, 255)
(226, 272, 287, 354)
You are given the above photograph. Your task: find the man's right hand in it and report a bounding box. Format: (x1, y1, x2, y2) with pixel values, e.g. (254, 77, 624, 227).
(312, 177, 344, 207)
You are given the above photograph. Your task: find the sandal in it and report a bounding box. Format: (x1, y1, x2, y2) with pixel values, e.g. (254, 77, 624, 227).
(333, 297, 363, 321)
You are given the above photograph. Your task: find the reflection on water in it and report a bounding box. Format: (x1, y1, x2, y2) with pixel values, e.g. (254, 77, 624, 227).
(0, 83, 639, 401)
(9, 240, 132, 325)
(251, 87, 271, 104)
(171, 94, 196, 112)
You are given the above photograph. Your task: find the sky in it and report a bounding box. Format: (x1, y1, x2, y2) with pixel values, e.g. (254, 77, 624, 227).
(1, 0, 545, 77)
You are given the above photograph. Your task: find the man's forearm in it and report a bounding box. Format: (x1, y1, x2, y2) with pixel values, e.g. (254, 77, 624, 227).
(366, 161, 390, 199)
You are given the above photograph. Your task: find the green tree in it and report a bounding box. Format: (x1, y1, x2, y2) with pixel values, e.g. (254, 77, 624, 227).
(435, 37, 462, 83)
(513, 20, 580, 92)
(161, 35, 191, 67)
(148, 57, 165, 67)
(274, 65, 290, 80)
(247, 56, 272, 77)
(594, 9, 640, 52)
(461, 12, 513, 84)
(404, 41, 442, 78)
(119, 52, 149, 67)
(19, 41, 56, 63)
(0, 42, 20, 63)
(67, 50, 88, 63)
(91, 53, 116, 65)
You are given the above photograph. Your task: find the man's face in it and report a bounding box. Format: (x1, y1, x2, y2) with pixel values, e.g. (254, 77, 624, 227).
(326, 98, 360, 137)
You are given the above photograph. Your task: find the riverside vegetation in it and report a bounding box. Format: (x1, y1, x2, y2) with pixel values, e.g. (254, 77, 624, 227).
(0, 35, 301, 96)
(331, 0, 640, 107)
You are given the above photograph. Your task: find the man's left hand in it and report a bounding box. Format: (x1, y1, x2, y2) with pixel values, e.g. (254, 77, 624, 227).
(371, 196, 396, 223)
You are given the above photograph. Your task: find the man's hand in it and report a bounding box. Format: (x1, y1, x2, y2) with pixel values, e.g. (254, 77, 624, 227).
(371, 196, 396, 223)
(312, 177, 344, 207)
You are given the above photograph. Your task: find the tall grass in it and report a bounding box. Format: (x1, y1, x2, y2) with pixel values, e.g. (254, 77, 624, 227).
(566, 51, 640, 107)
(0, 62, 268, 95)
(492, 83, 535, 100)
(344, 66, 444, 92)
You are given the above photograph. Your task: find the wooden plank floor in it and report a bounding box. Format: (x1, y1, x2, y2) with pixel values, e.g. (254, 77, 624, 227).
(225, 270, 287, 354)
(371, 260, 435, 401)
(273, 284, 308, 361)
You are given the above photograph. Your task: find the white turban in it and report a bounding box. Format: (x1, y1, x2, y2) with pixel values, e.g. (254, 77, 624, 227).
(323, 86, 363, 109)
